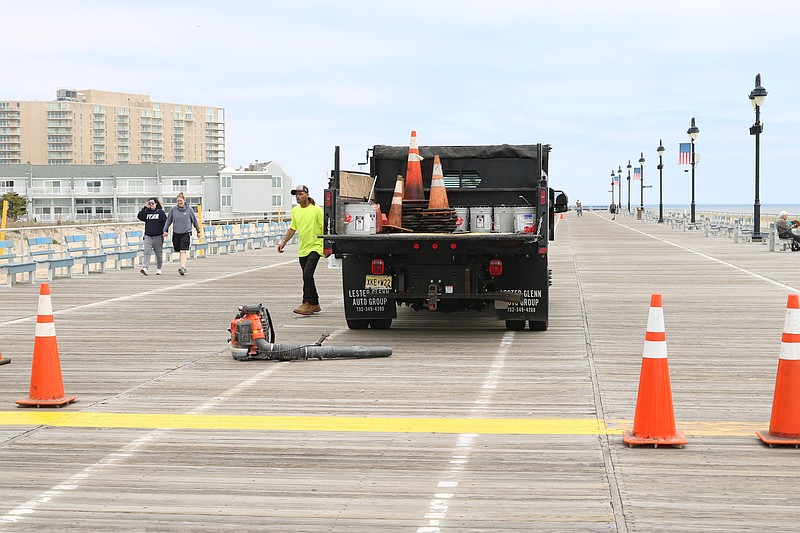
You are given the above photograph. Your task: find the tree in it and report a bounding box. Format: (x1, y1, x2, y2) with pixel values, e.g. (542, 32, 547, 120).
(1, 192, 27, 221)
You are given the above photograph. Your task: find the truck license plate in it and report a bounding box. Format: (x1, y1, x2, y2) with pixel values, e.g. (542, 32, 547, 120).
(365, 274, 392, 290)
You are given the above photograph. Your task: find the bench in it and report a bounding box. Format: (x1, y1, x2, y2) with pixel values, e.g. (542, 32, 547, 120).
(65, 234, 108, 274)
(99, 232, 139, 270)
(0, 240, 37, 287)
(769, 223, 794, 252)
(222, 224, 248, 252)
(239, 223, 257, 250)
(191, 227, 210, 259)
(125, 230, 145, 252)
(204, 226, 232, 255)
(26, 236, 75, 281)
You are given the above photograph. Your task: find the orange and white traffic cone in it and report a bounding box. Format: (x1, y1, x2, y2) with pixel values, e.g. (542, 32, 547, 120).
(385, 175, 404, 229)
(757, 294, 800, 446)
(427, 154, 449, 209)
(16, 283, 77, 407)
(404, 130, 425, 201)
(623, 293, 686, 447)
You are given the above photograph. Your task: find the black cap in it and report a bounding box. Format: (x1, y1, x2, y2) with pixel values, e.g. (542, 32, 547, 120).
(290, 184, 309, 195)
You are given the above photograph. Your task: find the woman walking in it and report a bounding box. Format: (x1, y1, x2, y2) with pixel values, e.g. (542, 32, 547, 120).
(138, 197, 167, 275)
(163, 192, 201, 275)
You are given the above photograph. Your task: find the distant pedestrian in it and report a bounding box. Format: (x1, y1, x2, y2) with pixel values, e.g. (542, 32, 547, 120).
(138, 197, 167, 275)
(609, 202, 617, 220)
(277, 184, 324, 315)
(163, 192, 200, 275)
(575, 199, 583, 217)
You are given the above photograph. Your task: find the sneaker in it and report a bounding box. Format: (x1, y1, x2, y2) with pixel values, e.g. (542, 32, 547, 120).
(156, 269, 162, 275)
(140, 268, 148, 276)
(309, 304, 321, 314)
(178, 267, 186, 276)
(293, 302, 314, 315)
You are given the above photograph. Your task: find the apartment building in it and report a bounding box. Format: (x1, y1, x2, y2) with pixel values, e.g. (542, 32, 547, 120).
(0, 162, 292, 222)
(0, 89, 225, 166)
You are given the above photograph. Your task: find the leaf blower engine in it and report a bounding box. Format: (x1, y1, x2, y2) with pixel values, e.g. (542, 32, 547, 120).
(228, 303, 392, 361)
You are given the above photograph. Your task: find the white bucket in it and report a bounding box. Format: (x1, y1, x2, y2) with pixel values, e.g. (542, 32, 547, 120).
(493, 206, 516, 233)
(453, 207, 469, 233)
(470, 207, 493, 233)
(513, 207, 536, 233)
(344, 202, 376, 235)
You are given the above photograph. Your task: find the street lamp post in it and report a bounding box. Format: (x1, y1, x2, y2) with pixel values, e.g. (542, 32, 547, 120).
(610, 170, 616, 206)
(626, 160, 632, 212)
(687, 117, 700, 225)
(639, 152, 646, 209)
(749, 73, 768, 242)
(657, 140, 665, 223)
(617, 166, 623, 209)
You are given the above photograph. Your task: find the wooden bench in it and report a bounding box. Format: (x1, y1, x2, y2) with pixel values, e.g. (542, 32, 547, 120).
(65, 234, 108, 274)
(769, 223, 794, 252)
(99, 232, 139, 270)
(204, 226, 232, 255)
(125, 230, 145, 252)
(26, 236, 75, 281)
(0, 240, 37, 288)
(222, 224, 248, 252)
(239, 223, 257, 250)
(191, 228, 210, 259)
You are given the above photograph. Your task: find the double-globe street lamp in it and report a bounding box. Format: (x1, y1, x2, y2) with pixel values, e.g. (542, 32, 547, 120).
(657, 140, 665, 223)
(617, 166, 623, 210)
(639, 152, 649, 213)
(610, 170, 615, 206)
(687, 117, 700, 225)
(749, 73, 768, 242)
(626, 160, 632, 212)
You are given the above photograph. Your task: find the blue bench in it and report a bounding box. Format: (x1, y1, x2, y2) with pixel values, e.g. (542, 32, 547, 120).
(99, 232, 139, 270)
(65, 234, 108, 274)
(26, 236, 75, 281)
(222, 224, 248, 252)
(239, 223, 257, 250)
(204, 226, 232, 255)
(125, 230, 145, 252)
(0, 240, 36, 288)
(191, 228, 210, 259)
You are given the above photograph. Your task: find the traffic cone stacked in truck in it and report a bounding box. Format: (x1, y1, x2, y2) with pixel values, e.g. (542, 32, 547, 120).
(16, 283, 78, 407)
(384, 175, 405, 230)
(428, 154, 450, 209)
(757, 294, 800, 446)
(623, 293, 686, 447)
(404, 130, 425, 202)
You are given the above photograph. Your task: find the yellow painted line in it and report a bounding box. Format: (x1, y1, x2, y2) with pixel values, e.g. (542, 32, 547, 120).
(0, 412, 765, 437)
(0, 411, 607, 435)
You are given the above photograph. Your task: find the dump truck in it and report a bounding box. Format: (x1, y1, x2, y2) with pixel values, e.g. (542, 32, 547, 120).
(323, 140, 568, 331)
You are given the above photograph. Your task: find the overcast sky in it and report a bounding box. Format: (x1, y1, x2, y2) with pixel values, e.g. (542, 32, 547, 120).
(4, 0, 798, 206)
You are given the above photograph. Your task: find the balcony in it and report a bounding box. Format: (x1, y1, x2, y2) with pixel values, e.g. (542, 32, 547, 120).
(115, 184, 159, 196)
(74, 185, 114, 195)
(29, 186, 72, 196)
(163, 184, 203, 196)
(0, 184, 27, 195)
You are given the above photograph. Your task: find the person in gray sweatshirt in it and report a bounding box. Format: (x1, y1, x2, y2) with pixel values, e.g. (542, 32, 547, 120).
(163, 192, 201, 275)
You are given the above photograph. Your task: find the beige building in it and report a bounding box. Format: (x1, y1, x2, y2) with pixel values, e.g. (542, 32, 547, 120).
(0, 89, 225, 166)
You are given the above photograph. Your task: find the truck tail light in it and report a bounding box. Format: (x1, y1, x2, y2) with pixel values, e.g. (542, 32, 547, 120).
(538, 246, 547, 255)
(431, 243, 439, 250)
(371, 259, 385, 275)
(539, 189, 547, 206)
(413, 243, 420, 250)
(450, 243, 457, 250)
(489, 259, 503, 276)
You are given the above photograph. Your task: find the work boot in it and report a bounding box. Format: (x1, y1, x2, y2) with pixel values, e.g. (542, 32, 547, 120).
(293, 302, 313, 315)
(309, 304, 321, 314)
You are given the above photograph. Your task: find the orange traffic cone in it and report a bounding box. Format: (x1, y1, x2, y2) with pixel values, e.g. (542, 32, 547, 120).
(623, 293, 686, 447)
(386, 174, 404, 228)
(404, 130, 425, 201)
(428, 154, 449, 209)
(16, 283, 77, 407)
(0, 349, 9, 366)
(757, 294, 800, 446)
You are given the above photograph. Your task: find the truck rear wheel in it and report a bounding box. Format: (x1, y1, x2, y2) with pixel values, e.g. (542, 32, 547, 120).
(369, 319, 393, 330)
(505, 320, 526, 331)
(346, 319, 369, 330)
(529, 320, 548, 331)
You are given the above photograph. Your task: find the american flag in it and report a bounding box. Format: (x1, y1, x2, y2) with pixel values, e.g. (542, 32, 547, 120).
(679, 143, 692, 165)
(613, 175, 619, 184)
(633, 168, 641, 181)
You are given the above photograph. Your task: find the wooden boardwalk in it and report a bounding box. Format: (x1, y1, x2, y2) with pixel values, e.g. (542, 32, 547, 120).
(1, 212, 800, 531)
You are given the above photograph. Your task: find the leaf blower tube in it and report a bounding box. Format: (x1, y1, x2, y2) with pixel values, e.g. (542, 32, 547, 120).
(228, 303, 392, 361)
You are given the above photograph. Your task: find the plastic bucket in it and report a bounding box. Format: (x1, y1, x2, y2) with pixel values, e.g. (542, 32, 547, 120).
(453, 207, 469, 233)
(344, 202, 376, 235)
(493, 206, 516, 233)
(470, 207, 493, 233)
(513, 207, 536, 233)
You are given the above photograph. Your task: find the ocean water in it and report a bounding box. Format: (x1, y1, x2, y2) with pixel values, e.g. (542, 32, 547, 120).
(659, 204, 800, 217)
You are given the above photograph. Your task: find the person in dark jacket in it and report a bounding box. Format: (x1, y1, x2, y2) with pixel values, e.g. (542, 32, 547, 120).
(163, 192, 200, 275)
(137, 197, 167, 275)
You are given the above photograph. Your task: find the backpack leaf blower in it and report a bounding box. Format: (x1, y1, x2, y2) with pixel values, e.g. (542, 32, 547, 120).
(228, 303, 392, 361)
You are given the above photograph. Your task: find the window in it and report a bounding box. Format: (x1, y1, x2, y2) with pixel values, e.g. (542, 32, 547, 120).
(44, 180, 61, 194)
(221, 194, 231, 207)
(0, 180, 13, 193)
(127, 179, 144, 193)
(272, 194, 282, 207)
(272, 176, 281, 188)
(86, 180, 101, 192)
(221, 176, 231, 188)
(172, 179, 187, 192)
